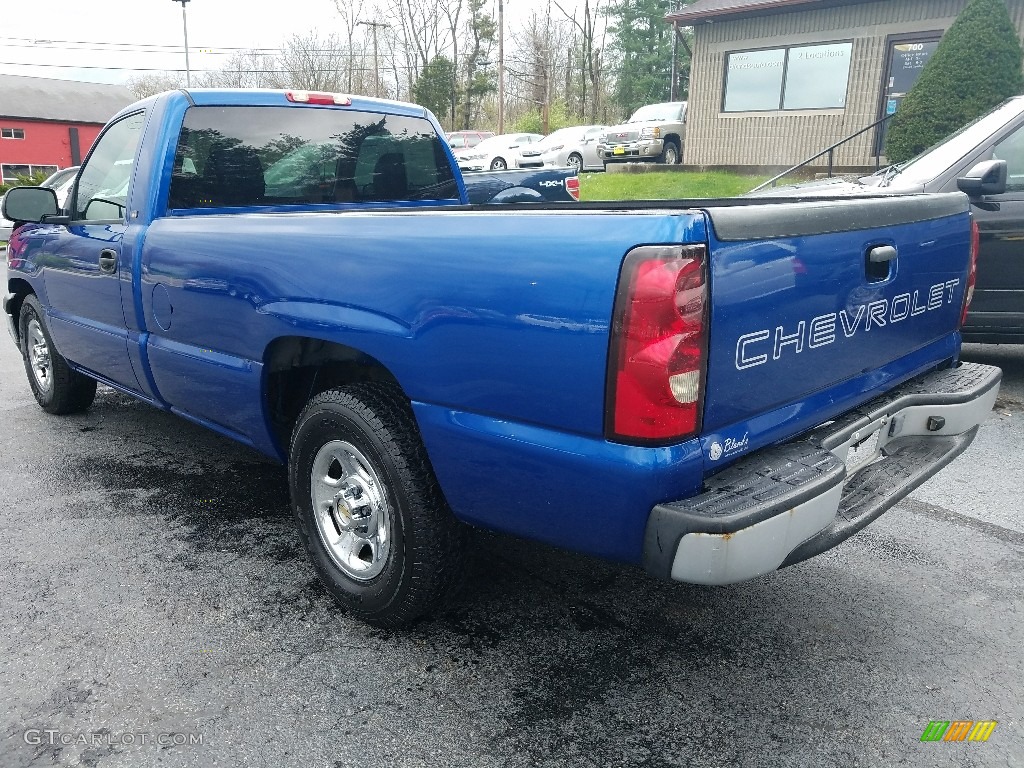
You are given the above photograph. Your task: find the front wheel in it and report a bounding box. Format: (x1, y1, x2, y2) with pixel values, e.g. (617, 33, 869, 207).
(490, 157, 507, 171)
(567, 153, 583, 172)
(19, 294, 97, 414)
(659, 141, 680, 165)
(289, 384, 465, 627)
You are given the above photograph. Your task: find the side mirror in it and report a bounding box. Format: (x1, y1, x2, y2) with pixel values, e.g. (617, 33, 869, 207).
(2, 186, 59, 223)
(957, 159, 1007, 197)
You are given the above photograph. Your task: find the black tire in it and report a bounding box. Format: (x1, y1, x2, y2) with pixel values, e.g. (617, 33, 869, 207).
(19, 294, 97, 415)
(567, 153, 583, 172)
(660, 141, 680, 165)
(490, 157, 507, 171)
(288, 383, 465, 627)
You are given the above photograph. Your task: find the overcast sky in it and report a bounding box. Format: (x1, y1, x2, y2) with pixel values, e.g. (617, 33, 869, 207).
(0, 0, 563, 86)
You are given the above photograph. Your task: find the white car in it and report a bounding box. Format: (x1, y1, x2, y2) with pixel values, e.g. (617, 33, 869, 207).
(1, 167, 80, 243)
(457, 133, 543, 172)
(515, 125, 607, 172)
(0, 195, 12, 244)
(39, 166, 80, 209)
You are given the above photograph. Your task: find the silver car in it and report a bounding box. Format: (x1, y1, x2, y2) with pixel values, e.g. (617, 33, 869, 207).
(516, 126, 607, 172)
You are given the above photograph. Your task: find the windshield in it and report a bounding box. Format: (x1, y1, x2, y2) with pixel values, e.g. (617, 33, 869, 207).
(538, 128, 580, 147)
(628, 103, 683, 123)
(472, 135, 532, 153)
(884, 98, 1024, 188)
(41, 167, 78, 188)
(472, 136, 512, 152)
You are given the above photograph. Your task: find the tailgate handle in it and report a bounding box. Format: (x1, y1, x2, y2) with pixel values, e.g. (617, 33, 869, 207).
(868, 245, 898, 263)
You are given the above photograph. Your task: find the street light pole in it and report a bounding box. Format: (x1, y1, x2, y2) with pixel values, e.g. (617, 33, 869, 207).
(171, 0, 192, 87)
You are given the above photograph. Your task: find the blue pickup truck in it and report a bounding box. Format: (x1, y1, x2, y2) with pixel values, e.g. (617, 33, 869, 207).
(2, 89, 1002, 627)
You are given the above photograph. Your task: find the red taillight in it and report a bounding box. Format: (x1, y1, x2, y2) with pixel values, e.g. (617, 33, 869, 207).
(566, 176, 580, 201)
(961, 217, 980, 327)
(606, 244, 708, 443)
(286, 91, 352, 106)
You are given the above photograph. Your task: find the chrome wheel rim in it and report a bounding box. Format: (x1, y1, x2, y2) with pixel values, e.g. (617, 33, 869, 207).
(310, 440, 391, 581)
(26, 318, 53, 394)
(568, 155, 581, 171)
(492, 158, 506, 170)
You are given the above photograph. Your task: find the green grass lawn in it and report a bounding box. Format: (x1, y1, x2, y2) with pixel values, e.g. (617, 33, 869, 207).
(578, 170, 769, 201)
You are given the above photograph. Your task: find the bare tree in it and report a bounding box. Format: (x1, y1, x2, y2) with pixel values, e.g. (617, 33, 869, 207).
(333, 0, 367, 92)
(275, 32, 348, 91)
(198, 50, 279, 89)
(553, 0, 603, 121)
(508, 6, 574, 129)
(440, 0, 464, 129)
(384, 0, 456, 96)
(126, 72, 185, 100)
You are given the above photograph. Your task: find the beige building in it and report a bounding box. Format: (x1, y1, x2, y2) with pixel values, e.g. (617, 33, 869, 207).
(667, 0, 1024, 173)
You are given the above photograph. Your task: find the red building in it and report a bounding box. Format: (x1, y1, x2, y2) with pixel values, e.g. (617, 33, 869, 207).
(0, 74, 134, 185)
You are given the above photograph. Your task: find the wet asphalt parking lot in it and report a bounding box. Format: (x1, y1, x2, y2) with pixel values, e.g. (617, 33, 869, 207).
(0, 331, 1021, 768)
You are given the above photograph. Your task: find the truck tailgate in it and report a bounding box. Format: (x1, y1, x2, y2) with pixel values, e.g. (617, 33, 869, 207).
(701, 193, 971, 446)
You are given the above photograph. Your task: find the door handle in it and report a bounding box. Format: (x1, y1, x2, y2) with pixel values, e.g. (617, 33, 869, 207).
(868, 245, 898, 263)
(98, 249, 117, 275)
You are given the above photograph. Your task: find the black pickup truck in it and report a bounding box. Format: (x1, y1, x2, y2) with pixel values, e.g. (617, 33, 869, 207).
(758, 96, 1024, 344)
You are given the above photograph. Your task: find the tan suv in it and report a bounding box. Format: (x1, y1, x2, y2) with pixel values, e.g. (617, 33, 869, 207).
(598, 102, 687, 169)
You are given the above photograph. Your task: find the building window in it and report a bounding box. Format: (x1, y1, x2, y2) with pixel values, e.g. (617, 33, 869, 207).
(723, 42, 853, 113)
(1, 128, 26, 139)
(1, 164, 59, 185)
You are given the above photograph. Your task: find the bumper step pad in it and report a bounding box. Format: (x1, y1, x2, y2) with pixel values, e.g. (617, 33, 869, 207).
(643, 362, 1002, 583)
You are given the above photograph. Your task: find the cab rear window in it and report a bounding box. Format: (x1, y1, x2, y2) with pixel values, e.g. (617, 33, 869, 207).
(168, 106, 458, 209)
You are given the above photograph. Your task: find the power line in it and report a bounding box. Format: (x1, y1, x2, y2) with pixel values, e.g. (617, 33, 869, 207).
(0, 41, 254, 56)
(0, 61, 424, 74)
(0, 36, 280, 53)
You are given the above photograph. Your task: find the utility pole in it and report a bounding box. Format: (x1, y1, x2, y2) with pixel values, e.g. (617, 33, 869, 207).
(358, 20, 388, 98)
(170, 0, 191, 87)
(498, 0, 505, 133)
(670, 22, 678, 101)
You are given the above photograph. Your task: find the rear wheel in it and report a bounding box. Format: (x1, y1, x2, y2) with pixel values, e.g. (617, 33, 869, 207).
(567, 153, 583, 172)
(289, 383, 465, 627)
(660, 141, 680, 166)
(19, 295, 96, 414)
(490, 157, 507, 171)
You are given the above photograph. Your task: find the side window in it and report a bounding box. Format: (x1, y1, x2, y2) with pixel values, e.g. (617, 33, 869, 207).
(74, 112, 145, 221)
(992, 125, 1024, 192)
(168, 106, 458, 210)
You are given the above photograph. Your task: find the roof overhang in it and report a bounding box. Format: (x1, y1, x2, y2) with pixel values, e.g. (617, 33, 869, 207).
(666, 0, 873, 26)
